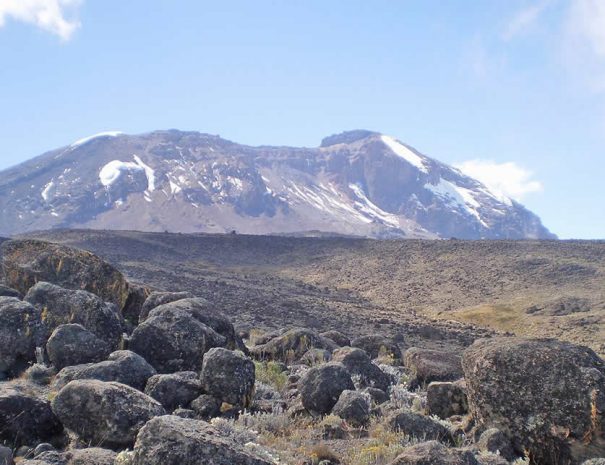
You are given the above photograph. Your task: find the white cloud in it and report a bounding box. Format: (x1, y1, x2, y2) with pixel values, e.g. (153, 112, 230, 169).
(562, 0, 605, 91)
(0, 0, 83, 41)
(502, 0, 552, 41)
(567, 0, 605, 57)
(455, 159, 543, 202)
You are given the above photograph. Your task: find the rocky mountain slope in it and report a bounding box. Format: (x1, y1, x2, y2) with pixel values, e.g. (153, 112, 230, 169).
(21, 229, 605, 357)
(0, 238, 603, 465)
(0, 130, 555, 239)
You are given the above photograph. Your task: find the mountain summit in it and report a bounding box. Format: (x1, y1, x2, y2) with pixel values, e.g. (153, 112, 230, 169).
(0, 130, 555, 239)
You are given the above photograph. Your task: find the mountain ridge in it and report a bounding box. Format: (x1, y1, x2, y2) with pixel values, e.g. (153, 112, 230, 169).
(0, 129, 555, 239)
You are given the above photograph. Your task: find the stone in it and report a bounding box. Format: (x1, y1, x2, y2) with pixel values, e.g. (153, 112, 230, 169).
(25, 282, 124, 348)
(53, 350, 156, 391)
(299, 362, 355, 415)
(51, 379, 165, 450)
(200, 348, 255, 408)
(426, 381, 468, 419)
(332, 390, 371, 427)
(131, 415, 272, 465)
(144, 371, 203, 411)
(404, 347, 463, 388)
(46, 324, 111, 370)
(1, 239, 130, 310)
(0, 383, 63, 448)
(332, 346, 392, 391)
(463, 337, 605, 465)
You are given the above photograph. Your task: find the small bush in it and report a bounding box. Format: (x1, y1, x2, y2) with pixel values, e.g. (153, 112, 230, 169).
(255, 361, 288, 392)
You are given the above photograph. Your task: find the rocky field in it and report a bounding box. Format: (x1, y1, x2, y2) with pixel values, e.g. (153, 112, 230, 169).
(0, 234, 604, 464)
(17, 229, 605, 356)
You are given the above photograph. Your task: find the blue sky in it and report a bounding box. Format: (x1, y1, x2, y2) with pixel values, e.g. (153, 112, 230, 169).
(0, 0, 603, 239)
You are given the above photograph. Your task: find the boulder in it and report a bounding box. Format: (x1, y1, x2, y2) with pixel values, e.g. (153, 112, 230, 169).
(388, 410, 453, 444)
(0, 446, 13, 465)
(320, 330, 351, 347)
(1, 239, 130, 310)
(143, 298, 244, 351)
(463, 337, 605, 465)
(139, 291, 194, 322)
(389, 440, 478, 465)
(0, 284, 21, 298)
(131, 415, 273, 465)
(190, 394, 222, 420)
(351, 335, 402, 361)
(332, 346, 392, 391)
(361, 386, 390, 405)
(0, 297, 46, 376)
(130, 307, 225, 373)
(200, 348, 255, 408)
(299, 362, 355, 415)
(144, 371, 203, 411)
(64, 448, 117, 465)
(300, 348, 332, 366)
(404, 347, 463, 388)
(51, 379, 165, 449)
(476, 428, 516, 462)
(25, 282, 124, 348)
(46, 324, 111, 370)
(426, 381, 468, 419)
(53, 350, 156, 391)
(252, 328, 337, 362)
(332, 390, 371, 427)
(0, 383, 63, 448)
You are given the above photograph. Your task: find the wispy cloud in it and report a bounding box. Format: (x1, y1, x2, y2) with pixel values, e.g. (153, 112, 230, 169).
(563, 0, 605, 92)
(0, 0, 83, 41)
(502, 0, 552, 41)
(456, 159, 543, 201)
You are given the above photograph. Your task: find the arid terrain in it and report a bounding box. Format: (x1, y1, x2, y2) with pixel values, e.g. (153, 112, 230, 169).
(18, 229, 605, 356)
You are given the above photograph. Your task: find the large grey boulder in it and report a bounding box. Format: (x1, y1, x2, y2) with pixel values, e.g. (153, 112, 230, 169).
(251, 328, 337, 362)
(132, 415, 272, 465)
(463, 337, 605, 465)
(25, 282, 124, 348)
(53, 350, 156, 391)
(200, 348, 255, 408)
(142, 298, 244, 351)
(46, 324, 111, 370)
(144, 371, 203, 411)
(332, 346, 392, 391)
(389, 440, 478, 465)
(0, 284, 21, 298)
(332, 390, 371, 427)
(0, 383, 63, 448)
(351, 335, 402, 361)
(388, 410, 453, 444)
(404, 347, 463, 388)
(476, 428, 516, 462)
(51, 379, 165, 449)
(299, 362, 355, 415)
(130, 307, 225, 373)
(1, 239, 130, 311)
(426, 381, 468, 419)
(0, 297, 45, 376)
(139, 291, 194, 322)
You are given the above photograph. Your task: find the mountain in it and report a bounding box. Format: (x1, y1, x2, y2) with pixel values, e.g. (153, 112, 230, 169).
(0, 129, 555, 239)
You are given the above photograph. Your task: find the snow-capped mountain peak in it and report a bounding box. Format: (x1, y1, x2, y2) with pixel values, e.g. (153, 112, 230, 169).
(0, 129, 555, 239)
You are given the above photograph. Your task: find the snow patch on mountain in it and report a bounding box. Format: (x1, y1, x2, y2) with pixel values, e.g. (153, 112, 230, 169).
(381, 135, 428, 173)
(99, 160, 144, 187)
(41, 180, 55, 201)
(71, 131, 123, 148)
(425, 178, 487, 227)
(349, 183, 401, 227)
(133, 155, 156, 192)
